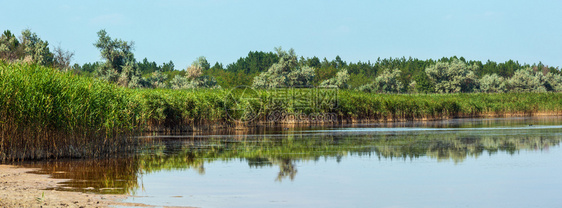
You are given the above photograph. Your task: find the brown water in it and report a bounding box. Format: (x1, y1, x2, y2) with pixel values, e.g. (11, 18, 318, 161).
(16, 117, 562, 207)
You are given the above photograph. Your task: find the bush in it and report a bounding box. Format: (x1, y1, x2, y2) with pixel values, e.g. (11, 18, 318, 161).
(358, 68, 403, 93)
(171, 57, 219, 89)
(425, 58, 478, 93)
(319, 69, 350, 89)
(506, 67, 547, 92)
(478, 73, 506, 93)
(253, 47, 315, 88)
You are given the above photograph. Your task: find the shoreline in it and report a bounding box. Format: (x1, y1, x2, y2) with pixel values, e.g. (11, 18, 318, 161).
(0, 165, 150, 208)
(1, 114, 561, 207)
(143, 112, 562, 132)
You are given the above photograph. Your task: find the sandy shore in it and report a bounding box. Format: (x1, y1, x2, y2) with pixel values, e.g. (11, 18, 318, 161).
(0, 165, 151, 208)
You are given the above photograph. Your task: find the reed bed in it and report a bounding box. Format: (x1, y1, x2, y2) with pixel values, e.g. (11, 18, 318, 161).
(2, 61, 562, 160)
(0, 62, 139, 161)
(133, 89, 562, 127)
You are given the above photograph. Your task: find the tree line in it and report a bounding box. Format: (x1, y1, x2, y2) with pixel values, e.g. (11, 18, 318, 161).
(2, 29, 561, 93)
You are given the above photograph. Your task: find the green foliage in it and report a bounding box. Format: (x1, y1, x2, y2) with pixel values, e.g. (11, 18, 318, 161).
(358, 68, 403, 93)
(545, 73, 562, 92)
(3, 61, 562, 160)
(0, 30, 23, 61)
(20, 29, 54, 66)
(411, 72, 435, 93)
(425, 58, 479, 93)
(478, 73, 506, 93)
(192, 56, 210, 71)
(138, 58, 175, 75)
(319, 69, 350, 89)
(505, 66, 562, 93)
(94, 29, 141, 88)
(226, 51, 279, 74)
(480, 59, 520, 77)
(0, 29, 59, 68)
(506, 67, 547, 92)
(347, 73, 371, 89)
(170, 57, 219, 89)
(314, 65, 339, 86)
(144, 71, 169, 88)
(170, 75, 189, 89)
(171, 75, 219, 90)
(0, 62, 138, 161)
(253, 47, 315, 88)
(206, 66, 256, 88)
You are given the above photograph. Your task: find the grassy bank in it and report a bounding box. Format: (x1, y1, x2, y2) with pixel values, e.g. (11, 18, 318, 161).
(134, 88, 562, 128)
(0, 62, 139, 161)
(2, 62, 562, 160)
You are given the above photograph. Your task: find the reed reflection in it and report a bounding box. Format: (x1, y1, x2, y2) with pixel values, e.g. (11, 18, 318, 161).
(20, 126, 562, 194)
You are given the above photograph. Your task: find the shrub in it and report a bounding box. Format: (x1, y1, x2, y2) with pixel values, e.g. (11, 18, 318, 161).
(319, 69, 350, 89)
(425, 58, 478, 93)
(478, 73, 506, 93)
(358, 68, 403, 93)
(506, 67, 547, 92)
(253, 47, 315, 88)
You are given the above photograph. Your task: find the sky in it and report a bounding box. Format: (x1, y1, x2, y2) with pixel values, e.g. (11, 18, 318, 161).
(1, 0, 561, 69)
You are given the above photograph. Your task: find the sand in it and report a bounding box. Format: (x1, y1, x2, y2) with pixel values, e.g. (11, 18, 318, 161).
(0, 165, 152, 208)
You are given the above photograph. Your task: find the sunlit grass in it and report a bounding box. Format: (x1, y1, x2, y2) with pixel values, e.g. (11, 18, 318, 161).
(0, 62, 138, 161)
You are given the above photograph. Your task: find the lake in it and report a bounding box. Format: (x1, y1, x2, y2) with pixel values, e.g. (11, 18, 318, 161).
(19, 117, 562, 207)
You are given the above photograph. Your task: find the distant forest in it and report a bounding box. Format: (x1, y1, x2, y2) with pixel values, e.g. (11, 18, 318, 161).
(2, 29, 561, 93)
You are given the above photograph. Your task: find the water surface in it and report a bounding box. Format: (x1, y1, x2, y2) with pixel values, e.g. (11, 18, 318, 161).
(19, 117, 562, 207)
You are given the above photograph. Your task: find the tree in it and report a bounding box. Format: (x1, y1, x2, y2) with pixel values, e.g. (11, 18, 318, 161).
(0, 30, 22, 61)
(506, 67, 547, 92)
(52, 45, 74, 72)
(226, 51, 279, 74)
(545, 73, 562, 92)
(425, 58, 478, 93)
(138, 58, 159, 74)
(306, 56, 321, 68)
(478, 73, 506, 93)
(319, 69, 350, 89)
(0, 29, 55, 65)
(333, 55, 346, 69)
(161, 60, 175, 72)
(145, 71, 168, 88)
(358, 68, 404, 93)
(93, 29, 141, 88)
(171, 56, 219, 89)
(192, 56, 210, 71)
(186, 64, 203, 80)
(252, 47, 315, 88)
(411, 72, 434, 93)
(20, 29, 53, 65)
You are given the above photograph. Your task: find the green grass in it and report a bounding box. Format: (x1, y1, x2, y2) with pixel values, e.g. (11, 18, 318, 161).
(0, 61, 139, 161)
(2, 61, 562, 160)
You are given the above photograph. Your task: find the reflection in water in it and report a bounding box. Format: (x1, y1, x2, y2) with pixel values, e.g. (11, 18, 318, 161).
(21, 158, 139, 194)
(17, 117, 562, 194)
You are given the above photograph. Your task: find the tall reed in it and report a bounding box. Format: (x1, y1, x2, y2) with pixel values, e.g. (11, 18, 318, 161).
(0, 62, 139, 161)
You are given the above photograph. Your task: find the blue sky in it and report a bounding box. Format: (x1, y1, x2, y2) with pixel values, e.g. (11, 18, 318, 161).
(1, 0, 561, 69)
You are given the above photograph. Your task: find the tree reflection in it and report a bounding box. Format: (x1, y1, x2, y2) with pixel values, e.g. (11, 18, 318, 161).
(272, 158, 297, 182)
(17, 126, 562, 194)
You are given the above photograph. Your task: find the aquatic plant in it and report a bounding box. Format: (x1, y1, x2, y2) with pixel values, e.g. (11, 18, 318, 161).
(0, 62, 139, 161)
